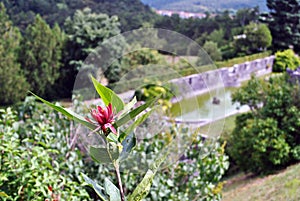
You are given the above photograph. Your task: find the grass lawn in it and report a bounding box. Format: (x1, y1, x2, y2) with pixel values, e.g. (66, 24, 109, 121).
(199, 113, 238, 139)
(222, 163, 300, 201)
(202, 113, 300, 201)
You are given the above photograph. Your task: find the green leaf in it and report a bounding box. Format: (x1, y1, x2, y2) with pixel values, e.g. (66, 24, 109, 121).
(118, 96, 137, 118)
(128, 149, 169, 201)
(128, 169, 154, 201)
(81, 173, 109, 201)
(0, 191, 8, 197)
(91, 76, 124, 113)
(119, 132, 136, 161)
(107, 133, 119, 143)
(104, 178, 121, 201)
(30, 92, 96, 130)
(90, 146, 112, 164)
(115, 98, 158, 128)
(123, 106, 157, 139)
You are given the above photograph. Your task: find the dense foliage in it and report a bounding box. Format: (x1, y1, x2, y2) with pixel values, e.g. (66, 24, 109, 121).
(0, 1, 273, 105)
(202, 41, 222, 61)
(89, 123, 229, 201)
(0, 83, 229, 200)
(233, 22, 272, 56)
(20, 15, 64, 98)
(61, 8, 127, 95)
(154, 7, 268, 59)
(145, 134, 229, 201)
(0, 101, 91, 200)
(272, 49, 300, 72)
(266, 0, 300, 52)
(0, 3, 29, 105)
(229, 75, 300, 174)
(0, 0, 157, 32)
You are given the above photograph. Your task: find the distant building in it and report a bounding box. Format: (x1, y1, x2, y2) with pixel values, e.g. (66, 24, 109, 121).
(155, 10, 206, 19)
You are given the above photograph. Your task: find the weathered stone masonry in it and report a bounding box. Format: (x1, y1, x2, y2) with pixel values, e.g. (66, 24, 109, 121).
(170, 56, 275, 97)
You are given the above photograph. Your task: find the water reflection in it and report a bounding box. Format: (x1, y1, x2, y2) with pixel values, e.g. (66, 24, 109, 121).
(171, 87, 249, 122)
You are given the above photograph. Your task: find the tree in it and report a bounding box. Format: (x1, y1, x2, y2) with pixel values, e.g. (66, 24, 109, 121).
(0, 3, 29, 105)
(62, 7, 127, 94)
(202, 41, 222, 62)
(20, 15, 64, 98)
(207, 29, 225, 47)
(234, 7, 259, 27)
(267, 0, 300, 52)
(234, 23, 272, 55)
(1, 0, 158, 32)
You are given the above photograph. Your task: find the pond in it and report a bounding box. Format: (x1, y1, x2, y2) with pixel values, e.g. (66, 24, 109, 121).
(170, 87, 249, 123)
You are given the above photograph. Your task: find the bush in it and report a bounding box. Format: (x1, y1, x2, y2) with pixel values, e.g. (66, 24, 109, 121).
(0, 105, 91, 200)
(229, 75, 300, 174)
(273, 49, 300, 72)
(229, 115, 290, 173)
(119, 126, 229, 201)
(202, 41, 222, 62)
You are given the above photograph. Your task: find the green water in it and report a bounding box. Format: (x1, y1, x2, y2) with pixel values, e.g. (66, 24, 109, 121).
(171, 87, 246, 122)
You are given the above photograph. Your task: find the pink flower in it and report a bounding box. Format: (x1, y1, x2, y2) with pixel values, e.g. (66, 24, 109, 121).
(86, 103, 117, 135)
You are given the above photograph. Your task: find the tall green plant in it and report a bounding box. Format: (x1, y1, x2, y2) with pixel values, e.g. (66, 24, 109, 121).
(267, 0, 300, 52)
(20, 15, 64, 98)
(0, 3, 29, 105)
(32, 76, 168, 200)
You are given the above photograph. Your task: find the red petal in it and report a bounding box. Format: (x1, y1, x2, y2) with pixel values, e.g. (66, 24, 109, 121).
(108, 103, 112, 115)
(91, 110, 98, 120)
(97, 106, 104, 114)
(107, 103, 114, 121)
(96, 114, 105, 125)
(48, 186, 53, 192)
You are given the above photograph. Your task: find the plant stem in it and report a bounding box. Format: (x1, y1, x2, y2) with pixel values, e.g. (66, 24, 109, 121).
(114, 161, 125, 201)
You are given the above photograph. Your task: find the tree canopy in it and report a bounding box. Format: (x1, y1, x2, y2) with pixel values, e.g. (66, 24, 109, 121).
(20, 15, 64, 98)
(267, 0, 300, 52)
(0, 0, 157, 31)
(0, 3, 29, 105)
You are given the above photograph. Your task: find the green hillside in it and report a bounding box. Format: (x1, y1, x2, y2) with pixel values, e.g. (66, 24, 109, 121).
(141, 0, 268, 12)
(1, 0, 157, 31)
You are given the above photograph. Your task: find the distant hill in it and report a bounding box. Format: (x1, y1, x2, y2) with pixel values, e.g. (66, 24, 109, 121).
(1, 0, 157, 31)
(141, 0, 268, 13)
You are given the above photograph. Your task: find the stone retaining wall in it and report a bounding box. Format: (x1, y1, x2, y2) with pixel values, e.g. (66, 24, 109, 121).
(170, 55, 275, 96)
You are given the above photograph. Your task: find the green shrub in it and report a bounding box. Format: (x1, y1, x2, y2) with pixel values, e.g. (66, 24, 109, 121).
(229, 75, 300, 174)
(273, 49, 300, 72)
(134, 81, 173, 112)
(119, 126, 229, 201)
(0, 106, 91, 200)
(229, 115, 290, 173)
(202, 41, 222, 62)
(215, 51, 271, 68)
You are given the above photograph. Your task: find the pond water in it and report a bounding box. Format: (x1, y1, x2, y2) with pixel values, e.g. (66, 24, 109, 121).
(171, 87, 249, 123)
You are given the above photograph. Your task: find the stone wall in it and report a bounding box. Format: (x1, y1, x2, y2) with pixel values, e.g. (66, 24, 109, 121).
(170, 55, 275, 97)
(287, 67, 300, 83)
